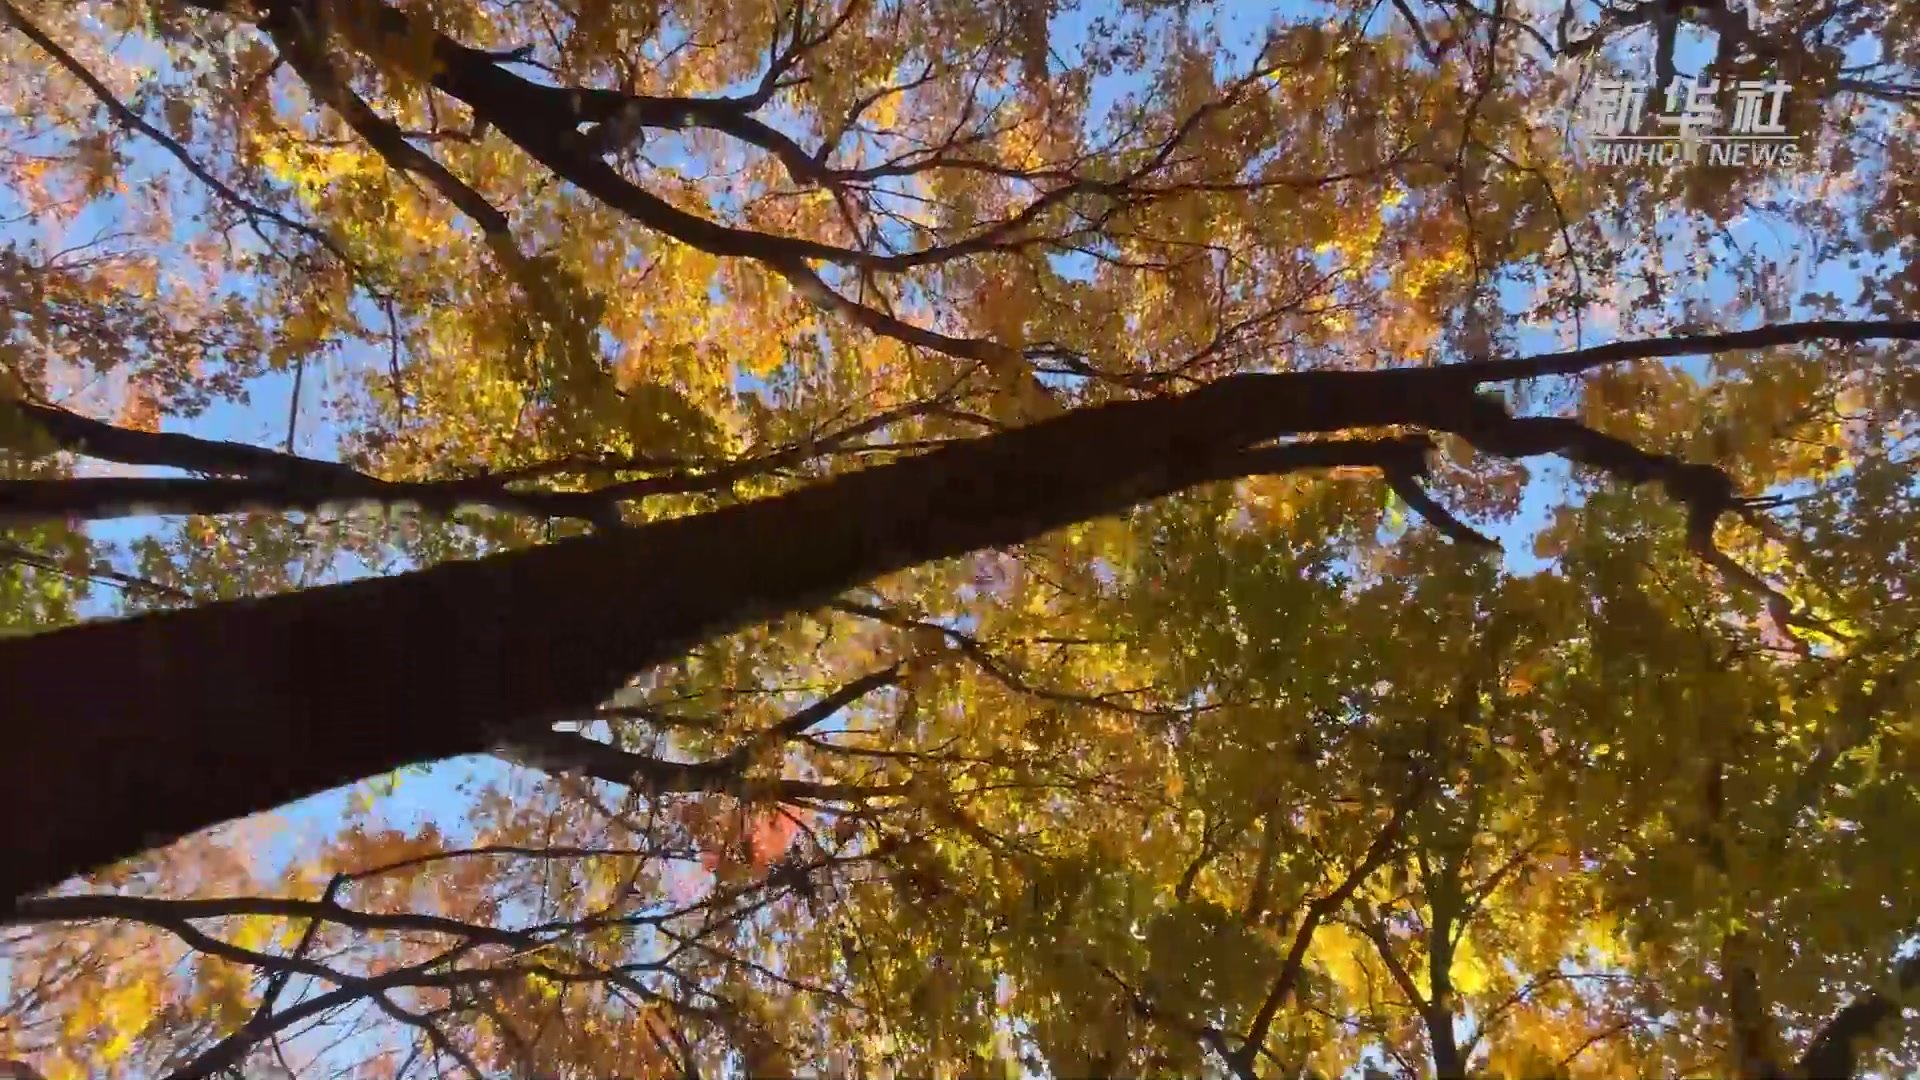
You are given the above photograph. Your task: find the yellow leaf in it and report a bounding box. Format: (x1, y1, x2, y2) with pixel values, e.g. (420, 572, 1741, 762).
(231, 914, 278, 954)
(99, 979, 157, 1062)
(1451, 936, 1491, 996)
(527, 970, 561, 1001)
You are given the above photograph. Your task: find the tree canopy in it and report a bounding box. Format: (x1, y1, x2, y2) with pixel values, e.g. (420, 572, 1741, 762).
(2, 0, 1919, 1076)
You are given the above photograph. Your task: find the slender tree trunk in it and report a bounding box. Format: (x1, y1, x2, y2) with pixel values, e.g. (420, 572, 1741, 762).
(1427, 880, 1466, 1080)
(1426, 1008, 1465, 1080)
(1724, 933, 1782, 1080)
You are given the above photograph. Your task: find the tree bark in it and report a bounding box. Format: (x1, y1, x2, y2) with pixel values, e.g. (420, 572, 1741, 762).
(1427, 888, 1467, 1080)
(0, 365, 1440, 902)
(3, 321, 1917, 903)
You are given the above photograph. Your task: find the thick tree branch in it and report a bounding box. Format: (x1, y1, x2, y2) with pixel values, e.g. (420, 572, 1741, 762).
(1424, 863, 1468, 1080)
(256, 0, 513, 241)
(1387, 468, 1500, 549)
(4, 321, 1914, 903)
(180, 0, 1376, 370)
(1453, 400, 1824, 632)
(6, 400, 619, 524)
(5, 397, 957, 526)
(1356, 901, 1433, 1012)
(756, 664, 905, 743)
(10, 399, 373, 484)
(1725, 931, 1782, 1079)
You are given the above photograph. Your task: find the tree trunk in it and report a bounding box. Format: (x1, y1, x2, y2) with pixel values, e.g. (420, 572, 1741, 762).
(0, 366, 1462, 903)
(1427, 879, 1466, 1080)
(6, 318, 1916, 903)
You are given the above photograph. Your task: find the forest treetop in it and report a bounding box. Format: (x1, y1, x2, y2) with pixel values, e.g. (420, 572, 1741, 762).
(1, 0, 1918, 1077)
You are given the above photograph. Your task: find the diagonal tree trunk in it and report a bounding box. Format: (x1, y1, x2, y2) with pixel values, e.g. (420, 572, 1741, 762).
(3, 322, 1916, 905)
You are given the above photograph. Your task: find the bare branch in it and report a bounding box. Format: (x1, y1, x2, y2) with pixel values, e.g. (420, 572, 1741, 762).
(1449, 319, 1920, 386)
(0, 1, 351, 264)
(8, 891, 528, 946)
(1237, 775, 1426, 1068)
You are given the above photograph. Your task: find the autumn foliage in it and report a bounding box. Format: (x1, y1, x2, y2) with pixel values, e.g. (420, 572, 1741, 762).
(2, 0, 1920, 1077)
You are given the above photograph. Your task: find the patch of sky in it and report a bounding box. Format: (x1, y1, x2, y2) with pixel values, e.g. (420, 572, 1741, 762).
(1045, 246, 1100, 283)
